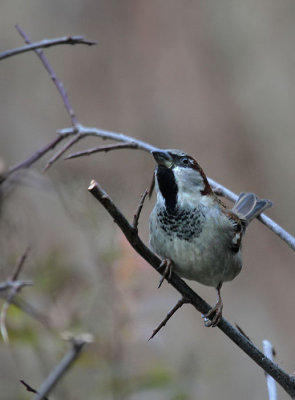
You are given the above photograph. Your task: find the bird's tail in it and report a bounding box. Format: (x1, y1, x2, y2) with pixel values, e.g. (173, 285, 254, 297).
(232, 192, 272, 224)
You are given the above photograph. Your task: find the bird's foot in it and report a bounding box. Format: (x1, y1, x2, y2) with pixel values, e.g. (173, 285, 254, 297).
(203, 282, 223, 327)
(158, 259, 172, 288)
(203, 298, 223, 327)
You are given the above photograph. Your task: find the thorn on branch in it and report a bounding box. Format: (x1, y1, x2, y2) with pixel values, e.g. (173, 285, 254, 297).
(235, 323, 252, 343)
(132, 188, 149, 230)
(149, 297, 189, 340)
(42, 134, 82, 173)
(20, 380, 49, 400)
(11, 246, 30, 281)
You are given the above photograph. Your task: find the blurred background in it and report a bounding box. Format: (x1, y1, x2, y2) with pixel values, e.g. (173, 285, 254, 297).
(1, 1, 295, 399)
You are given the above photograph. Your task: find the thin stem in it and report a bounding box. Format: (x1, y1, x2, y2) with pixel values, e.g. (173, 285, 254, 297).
(32, 336, 90, 400)
(65, 142, 138, 160)
(132, 188, 149, 230)
(15, 25, 79, 126)
(0, 35, 96, 61)
(263, 340, 278, 400)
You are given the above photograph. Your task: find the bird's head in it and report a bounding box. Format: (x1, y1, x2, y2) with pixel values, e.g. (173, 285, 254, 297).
(152, 149, 213, 210)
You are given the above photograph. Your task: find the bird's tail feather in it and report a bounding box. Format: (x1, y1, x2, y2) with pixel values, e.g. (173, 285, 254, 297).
(232, 192, 272, 224)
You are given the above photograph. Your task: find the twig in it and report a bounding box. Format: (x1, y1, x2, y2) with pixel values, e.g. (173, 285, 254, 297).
(59, 125, 158, 152)
(149, 297, 189, 340)
(0, 280, 33, 343)
(0, 280, 33, 292)
(11, 246, 30, 281)
(0, 135, 64, 184)
(88, 179, 295, 398)
(0, 247, 32, 343)
(32, 334, 91, 400)
(263, 340, 278, 400)
(235, 323, 252, 342)
(65, 142, 138, 160)
(0, 292, 50, 328)
(15, 25, 79, 126)
(0, 35, 96, 61)
(132, 188, 149, 230)
(42, 133, 82, 173)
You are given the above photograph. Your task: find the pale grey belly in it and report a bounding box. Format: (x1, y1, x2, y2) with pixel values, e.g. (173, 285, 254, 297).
(150, 208, 242, 287)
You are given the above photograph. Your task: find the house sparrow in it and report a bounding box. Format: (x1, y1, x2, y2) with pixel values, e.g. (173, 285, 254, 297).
(149, 149, 272, 327)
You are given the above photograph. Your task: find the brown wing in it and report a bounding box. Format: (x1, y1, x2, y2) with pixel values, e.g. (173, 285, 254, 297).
(224, 210, 245, 253)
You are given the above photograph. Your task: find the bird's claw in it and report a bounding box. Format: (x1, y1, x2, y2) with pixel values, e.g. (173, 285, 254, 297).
(158, 259, 172, 288)
(202, 301, 223, 327)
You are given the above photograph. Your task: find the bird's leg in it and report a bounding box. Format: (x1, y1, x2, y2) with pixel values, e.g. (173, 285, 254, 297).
(203, 282, 223, 327)
(158, 258, 173, 288)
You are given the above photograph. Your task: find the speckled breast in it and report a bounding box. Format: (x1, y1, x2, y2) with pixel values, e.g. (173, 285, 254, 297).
(156, 205, 206, 241)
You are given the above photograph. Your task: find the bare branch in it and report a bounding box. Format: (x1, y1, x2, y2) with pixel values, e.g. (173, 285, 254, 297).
(0, 135, 64, 184)
(132, 188, 149, 230)
(88, 179, 295, 398)
(149, 297, 189, 340)
(59, 125, 158, 152)
(65, 142, 139, 160)
(0, 35, 96, 61)
(263, 340, 278, 400)
(32, 334, 91, 400)
(42, 133, 82, 173)
(15, 25, 79, 126)
(0, 292, 50, 328)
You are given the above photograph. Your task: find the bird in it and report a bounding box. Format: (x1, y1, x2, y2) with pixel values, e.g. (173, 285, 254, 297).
(149, 149, 272, 327)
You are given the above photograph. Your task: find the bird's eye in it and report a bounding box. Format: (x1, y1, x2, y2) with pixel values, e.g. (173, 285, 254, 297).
(181, 157, 190, 165)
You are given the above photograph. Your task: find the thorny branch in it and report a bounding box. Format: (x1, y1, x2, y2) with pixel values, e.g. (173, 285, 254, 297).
(88, 180, 295, 398)
(0, 35, 96, 61)
(30, 333, 92, 400)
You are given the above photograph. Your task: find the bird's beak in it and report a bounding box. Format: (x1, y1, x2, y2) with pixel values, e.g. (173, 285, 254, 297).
(152, 150, 173, 168)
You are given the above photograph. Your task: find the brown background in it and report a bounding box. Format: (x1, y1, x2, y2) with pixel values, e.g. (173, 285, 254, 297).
(0, 1, 295, 399)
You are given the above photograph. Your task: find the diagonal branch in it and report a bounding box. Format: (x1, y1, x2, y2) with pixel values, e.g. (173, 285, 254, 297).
(88, 179, 295, 398)
(31, 334, 92, 400)
(0, 35, 96, 61)
(15, 25, 80, 126)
